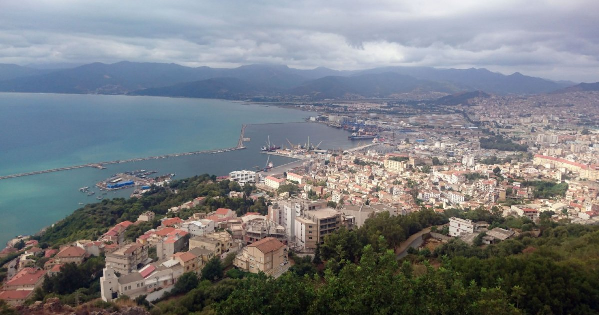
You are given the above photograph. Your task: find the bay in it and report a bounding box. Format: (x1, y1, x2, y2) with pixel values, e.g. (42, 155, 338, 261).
(0, 93, 355, 246)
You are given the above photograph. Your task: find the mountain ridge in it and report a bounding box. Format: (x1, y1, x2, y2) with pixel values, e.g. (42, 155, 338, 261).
(0, 61, 578, 99)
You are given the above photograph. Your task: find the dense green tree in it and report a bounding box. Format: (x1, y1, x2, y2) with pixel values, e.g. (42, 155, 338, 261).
(172, 272, 199, 295)
(202, 257, 223, 281)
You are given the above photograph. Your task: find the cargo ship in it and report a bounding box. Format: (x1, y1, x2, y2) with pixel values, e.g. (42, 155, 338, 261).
(348, 133, 377, 140)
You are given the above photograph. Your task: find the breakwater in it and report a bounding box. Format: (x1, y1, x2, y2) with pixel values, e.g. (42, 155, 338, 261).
(0, 126, 249, 181)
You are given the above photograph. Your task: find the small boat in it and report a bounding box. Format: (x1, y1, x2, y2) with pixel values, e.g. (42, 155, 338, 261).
(96, 196, 103, 200)
(87, 191, 95, 196)
(78, 202, 84, 205)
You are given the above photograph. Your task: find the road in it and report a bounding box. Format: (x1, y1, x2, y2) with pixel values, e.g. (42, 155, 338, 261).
(396, 227, 431, 259)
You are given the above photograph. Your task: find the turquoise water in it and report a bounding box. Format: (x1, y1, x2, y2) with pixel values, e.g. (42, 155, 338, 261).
(0, 93, 354, 246)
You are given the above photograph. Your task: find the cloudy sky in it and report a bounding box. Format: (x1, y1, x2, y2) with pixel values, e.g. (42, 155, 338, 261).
(1, 0, 598, 81)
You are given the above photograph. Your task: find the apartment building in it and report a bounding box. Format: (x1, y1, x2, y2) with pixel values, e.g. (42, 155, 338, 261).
(105, 243, 149, 275)
(294, 208, 341, 250)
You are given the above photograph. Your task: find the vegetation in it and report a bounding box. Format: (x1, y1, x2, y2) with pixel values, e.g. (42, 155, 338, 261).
(202, 257, 224, 281)
(388, 156, 409, 162)
(480, 135, 528, 152)
(39, 175, 263, 245)
(522, 180, 568, 199)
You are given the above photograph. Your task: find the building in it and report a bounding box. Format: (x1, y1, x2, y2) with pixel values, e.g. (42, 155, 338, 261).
(100, 221, 134, 244)
(229, 170, 258, 186)
(294, 208, 342, 250)
(264, 176, 286, 190)
(105, 243, 149, 275)
(156, 230, 189, 260)
(269, 199, 327, 242)
(234, 237, 287, 275)
(286, 172, 304, 184)
(449, 217, 475, 237)
(0, 267, 47, 305)
(173, 251, 201, 274)
(54, 246, 88, 264)
(340, 204, 398, 227)
(181, 220, 215, 236)
(137, 211, 156, 222)
(384, 156, 408, 173)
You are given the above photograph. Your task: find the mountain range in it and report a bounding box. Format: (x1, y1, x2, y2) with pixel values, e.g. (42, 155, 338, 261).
(0, 61, 587, 100)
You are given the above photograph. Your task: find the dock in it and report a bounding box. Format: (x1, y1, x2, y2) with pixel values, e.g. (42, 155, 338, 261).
(0, 126, 248, 181)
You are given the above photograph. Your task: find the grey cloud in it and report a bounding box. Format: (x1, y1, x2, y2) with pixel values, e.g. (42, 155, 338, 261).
(0, 0, 598, 81)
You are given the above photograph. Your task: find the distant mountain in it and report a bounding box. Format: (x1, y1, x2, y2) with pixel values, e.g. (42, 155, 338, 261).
(435, 91, 491, 105)
(0, 64, 50, 81)
(554, 82, 599, 93)
(356, 67, 571, 94)
(132, 77, 266, 99)
(291, 72, 458, 99)
(0, 61, 578, 98)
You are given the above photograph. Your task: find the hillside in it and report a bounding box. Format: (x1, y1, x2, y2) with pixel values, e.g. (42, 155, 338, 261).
(0, 61, 575, 98)
(555, 82, 599, 93)
(291, 72, 458, 99)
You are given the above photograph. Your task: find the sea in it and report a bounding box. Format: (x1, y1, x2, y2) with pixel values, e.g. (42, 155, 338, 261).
(0, 93, 356, 246)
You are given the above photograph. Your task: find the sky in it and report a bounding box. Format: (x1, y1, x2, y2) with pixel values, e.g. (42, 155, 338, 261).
(1, 0, 598, 82)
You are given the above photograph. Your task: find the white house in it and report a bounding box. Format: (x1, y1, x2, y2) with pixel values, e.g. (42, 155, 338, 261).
(449, 217, 475, 237)
(181, 220, 215, 237)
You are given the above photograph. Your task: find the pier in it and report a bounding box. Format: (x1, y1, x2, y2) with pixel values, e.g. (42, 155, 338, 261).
(0, 126, 248, 181)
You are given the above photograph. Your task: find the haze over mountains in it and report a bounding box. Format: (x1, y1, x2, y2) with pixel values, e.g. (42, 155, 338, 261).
(0, 61, 590, 100)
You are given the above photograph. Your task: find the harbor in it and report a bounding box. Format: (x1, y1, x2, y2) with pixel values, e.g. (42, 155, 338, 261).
(0, 128, 248, 181)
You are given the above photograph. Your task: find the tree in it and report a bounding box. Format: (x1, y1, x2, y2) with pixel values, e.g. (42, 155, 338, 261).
(432, 157, 442, 165)
(202, 257, 223, 281)
(326, 201, 337, 209)
(172, 272, 199, 295)
(493, 167, 501, 175)
(14, 239, 25, 250)
(581, 128, 590, 135)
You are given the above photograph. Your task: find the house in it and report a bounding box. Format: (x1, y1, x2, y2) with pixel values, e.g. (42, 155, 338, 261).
(2, 268, 46, 291)
(45, 246, 88, 269)
(137, 211, 155, 222)
(264, 176, 286, 190)
(161, 217, 183, 228)
(156, 230, 189, 260)
(181, 220, 215, 236)
(234, 237, 287, 276)
(483, 228, 516, 244)
(100, 221, 134, 244)
(0, 290, 33, 306)
(173, 251, 200, 273)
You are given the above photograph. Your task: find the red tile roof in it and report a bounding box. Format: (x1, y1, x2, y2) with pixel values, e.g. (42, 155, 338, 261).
(162, 217, 182, 227)
(215, 208, 232, 216)
(56, 246, 87, 258)
(173, 252, 196, 263)
(5, 268, 46, 287)
(248, 237, 284, 254)
(0, 290, 33, 300)
(139, 265, 156, 278)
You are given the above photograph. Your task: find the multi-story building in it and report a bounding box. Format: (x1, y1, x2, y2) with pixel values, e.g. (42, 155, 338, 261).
(105, 243, 149, 275)
(234, 237, 287, 275)
(268, 200, 327, 242)
(449, 217, 475, 237)
(229, 170, 258, 186)
(294, 208, 341, 250)
(264, 176, 286, 190)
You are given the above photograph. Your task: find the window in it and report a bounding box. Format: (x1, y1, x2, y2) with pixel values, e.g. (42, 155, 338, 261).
(309, 237, 313, 240)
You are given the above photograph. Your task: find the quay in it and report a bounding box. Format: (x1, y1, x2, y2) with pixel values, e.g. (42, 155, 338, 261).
(0, 127, 248, 181)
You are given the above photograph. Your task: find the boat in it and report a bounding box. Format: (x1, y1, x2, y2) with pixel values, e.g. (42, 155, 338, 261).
(96, 196, 103, 200)
(79, 186, 89, 192)
(348, 132, 377, 140)
(78, 202, 84, 205)
(87, 191, 95, 196)
(261, 135, 281, 152)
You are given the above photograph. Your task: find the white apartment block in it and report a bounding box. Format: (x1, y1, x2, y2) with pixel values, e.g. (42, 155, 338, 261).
(229, 170, 257, 186)
(449, 217, 475, 237)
